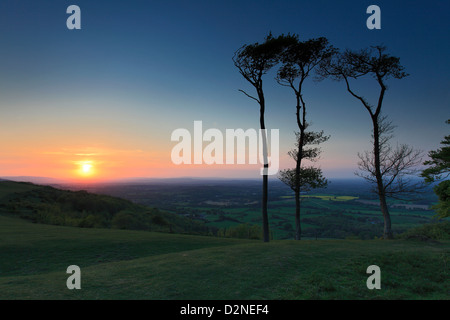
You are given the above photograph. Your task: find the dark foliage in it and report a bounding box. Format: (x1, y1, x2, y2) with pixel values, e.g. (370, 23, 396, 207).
(0, 182, 212, 235)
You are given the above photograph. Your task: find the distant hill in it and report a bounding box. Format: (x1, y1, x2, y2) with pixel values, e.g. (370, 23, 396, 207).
(0, 176, 66, 184)
(0, 180, 212, 235)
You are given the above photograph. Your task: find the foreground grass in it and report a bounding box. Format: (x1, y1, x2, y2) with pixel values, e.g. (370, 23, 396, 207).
(0, 216, 448, 299)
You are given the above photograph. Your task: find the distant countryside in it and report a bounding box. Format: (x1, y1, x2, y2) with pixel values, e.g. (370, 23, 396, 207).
(0, 178, 448, 300)
(52, 178, 441, 240)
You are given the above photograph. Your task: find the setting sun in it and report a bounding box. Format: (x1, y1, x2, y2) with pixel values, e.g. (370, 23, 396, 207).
(82, 163, 92, 174)
(77, 161, 95, 177)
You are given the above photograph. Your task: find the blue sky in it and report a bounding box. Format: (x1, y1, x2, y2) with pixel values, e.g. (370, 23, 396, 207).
(0, 0, 448, 180)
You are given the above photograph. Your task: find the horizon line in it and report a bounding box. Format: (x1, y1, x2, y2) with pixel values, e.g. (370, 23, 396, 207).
(0, 175, 364, 185)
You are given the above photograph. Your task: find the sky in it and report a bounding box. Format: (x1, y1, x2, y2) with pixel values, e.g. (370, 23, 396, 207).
(0, 0, 448, 182)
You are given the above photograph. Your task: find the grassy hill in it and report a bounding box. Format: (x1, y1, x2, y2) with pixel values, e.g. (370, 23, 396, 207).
(0, 180, 211, 235)
(0, 180, 448, 300)
(0, 215, 448, 300)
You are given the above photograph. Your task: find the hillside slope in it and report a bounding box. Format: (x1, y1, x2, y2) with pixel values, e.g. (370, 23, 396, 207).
(0, 216, 448, 300)
(0, 180, 211, 235)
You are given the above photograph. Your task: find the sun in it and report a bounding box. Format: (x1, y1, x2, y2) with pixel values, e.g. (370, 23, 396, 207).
(77, 161, 95, 177)
(82, 163, 92, 174)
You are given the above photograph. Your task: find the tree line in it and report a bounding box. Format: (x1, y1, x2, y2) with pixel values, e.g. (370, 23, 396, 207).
(233, 33, 448, 241)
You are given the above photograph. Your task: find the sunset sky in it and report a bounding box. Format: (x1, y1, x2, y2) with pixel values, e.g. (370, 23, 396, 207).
(0, 0, 448, 182)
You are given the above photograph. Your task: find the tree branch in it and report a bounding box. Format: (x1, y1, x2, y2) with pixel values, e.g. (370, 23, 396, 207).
(343, 76, 374, 115)
(238, 89, 260, 103)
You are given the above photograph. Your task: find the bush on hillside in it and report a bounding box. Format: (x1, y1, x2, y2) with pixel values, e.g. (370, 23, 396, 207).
(398, 221, 450, 241)
(218, 223, 270, 240)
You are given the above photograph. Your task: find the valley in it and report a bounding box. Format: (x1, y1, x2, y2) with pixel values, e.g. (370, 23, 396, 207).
(54, 178, 439, 240)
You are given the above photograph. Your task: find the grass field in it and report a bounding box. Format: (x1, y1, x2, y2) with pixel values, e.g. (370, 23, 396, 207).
(0, 215, 448, 300)
(281, 195, 359, 201)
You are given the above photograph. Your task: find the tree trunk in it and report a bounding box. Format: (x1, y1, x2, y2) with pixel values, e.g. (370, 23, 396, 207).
(262, 171, 269, 242)
(294, 188, 301, 240)
(294, 92, 305, 240)
(379, 195, 393, 239)
(259, 89, 270, 242)
(294, 139, 303, 240)
(372, 115, 393, 239)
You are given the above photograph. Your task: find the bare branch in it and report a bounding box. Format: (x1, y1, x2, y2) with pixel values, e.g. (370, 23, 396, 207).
(357, 121, 425, 200)
(238, 89, 260, 103)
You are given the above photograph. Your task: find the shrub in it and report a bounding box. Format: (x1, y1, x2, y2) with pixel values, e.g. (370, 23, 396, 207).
(151, 215, 169, 226)
(78, 214, 102, 228)
(399, 221, 450, 241)
(112, 211, 146, 230)
(218, 223, 269, 240)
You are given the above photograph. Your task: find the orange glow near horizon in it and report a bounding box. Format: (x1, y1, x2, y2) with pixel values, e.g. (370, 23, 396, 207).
(0, 143, 174, 182)
(0, 95, 357, 182)
(0, 137, 353, 182)
(0, 143, 353, 182)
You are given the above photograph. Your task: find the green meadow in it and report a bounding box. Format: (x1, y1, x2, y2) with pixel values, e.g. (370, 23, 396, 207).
(0, 215, 448, 300)
(281, 195, 359, 201)
(197, 193, 437, 240)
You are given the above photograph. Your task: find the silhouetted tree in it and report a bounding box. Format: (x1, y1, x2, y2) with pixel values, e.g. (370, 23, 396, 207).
(320, 45, 410, 239)
(279, 130, 329, 240)
(233, 33, 288, 242)
(356, 115, 424, 198)
(278, 131, 329, 240)
(421, 119, 450, 218)
(276, 35, 333, 240)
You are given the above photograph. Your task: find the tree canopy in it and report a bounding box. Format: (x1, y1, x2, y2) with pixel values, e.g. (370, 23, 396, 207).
(421, 119, 450, 218)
